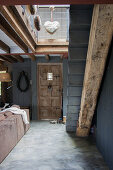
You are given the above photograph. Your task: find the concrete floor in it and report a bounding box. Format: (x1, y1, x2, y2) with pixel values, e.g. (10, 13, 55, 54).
(0, 121, 109, 170)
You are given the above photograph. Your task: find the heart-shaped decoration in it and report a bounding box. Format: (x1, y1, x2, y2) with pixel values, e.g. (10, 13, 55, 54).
(44, 21, 60, 34)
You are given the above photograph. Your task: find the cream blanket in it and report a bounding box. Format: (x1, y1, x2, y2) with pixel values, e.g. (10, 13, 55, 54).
(0, 107, 29, 124)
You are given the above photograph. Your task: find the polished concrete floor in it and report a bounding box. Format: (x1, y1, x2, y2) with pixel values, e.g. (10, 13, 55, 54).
(0, 121, 109, 170)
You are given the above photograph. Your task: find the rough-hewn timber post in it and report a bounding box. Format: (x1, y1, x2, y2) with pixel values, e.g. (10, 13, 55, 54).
(76, 4, 113, 137)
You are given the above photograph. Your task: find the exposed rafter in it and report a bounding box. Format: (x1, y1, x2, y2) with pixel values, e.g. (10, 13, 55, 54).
(0, 40, 10, 53)
(0, 13, 28, 53)
(36, 39, 68, 54)
(36, 46, 68, 54)
(12, 5, 37, 44)
(11, 55, 24, 62)
(0, 55, 17, 63)
(37, 39, 69, 46)
(0, 52, 68, 56)
(76, 4, 113, 137)
(0, 0, 112, 5)
(45, 54, 50, 60)
(0, 58, 5, 62)
(0, 60, 4, 64)
(0, 13, 36, 61)
(0, 6, 36, 52)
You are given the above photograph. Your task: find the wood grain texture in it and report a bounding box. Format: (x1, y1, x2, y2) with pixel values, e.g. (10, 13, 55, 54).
(0, 6, 36, 52)
(0, 13, 28, 53)
(37, 39, 69, 46)
(76, 4, 113, 137)
(0, 0, 113, 5)
(0, 6, 36, 61)
(0, 40, 10, 53)
(13, 5, 37, 44)
(36, 46, 68, 54)
(38, 64, 63, 120)
(11, 55, 24, 62)
(0, 56, 17, 63)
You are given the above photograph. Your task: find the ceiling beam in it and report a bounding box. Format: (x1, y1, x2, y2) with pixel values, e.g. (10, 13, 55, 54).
(0, 52, 68, 56)
(0, 55, 17, 63)
(0, 56, 10, 63)
(45, 54, 50, 60)
(37, 39, 69, 46)
(0, 13, 28, 53)
(36, 39, 68, 54)
(36, 46, 68, 54)
(76, 4, 113, 137)
(0, 0, 112, 5)
(11, 55, 24, 62)
(0, 6, 36, 52)
(12, 5, 37, 44)
(0, 58, 5, 62)
(0, 60, 4, 65)
(0, 40, 10, 53)
(0, 12, 36, 60)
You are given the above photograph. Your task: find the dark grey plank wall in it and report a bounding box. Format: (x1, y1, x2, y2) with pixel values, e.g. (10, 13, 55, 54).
(66, 5, 93, 132)
(96, 39, 113, 170)
(12, 59, 31, 107)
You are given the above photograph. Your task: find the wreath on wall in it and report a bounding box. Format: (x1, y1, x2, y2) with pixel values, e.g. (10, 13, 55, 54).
(17, 71, 30, 92)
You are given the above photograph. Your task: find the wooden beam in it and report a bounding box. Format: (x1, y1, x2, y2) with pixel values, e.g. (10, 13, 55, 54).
(60, 54, 68, 60)
(0, 56, 11, 63)
(60, 54, 63, 60)
(0, 12, 35, 60)
(0, 58, 5, 62)
(29, 54, 36, 61)
(0, 13, 28, 53)
(12, 5, 37, 44)
(0, 40, 10, 53)
(45, 54, 50, 61)
(11, 55, 24, 62)
(37, 39, 69, 46)
(0, 52, 68, 56)
(0, 56, 17, 63)
(0, 6, 36, 52)
(0, 0, 112, 5)
(76, 4, 113, 137)
(36, 40, 68, 55)
(36, 46, 68, 54)
(0, 60, 4, 65)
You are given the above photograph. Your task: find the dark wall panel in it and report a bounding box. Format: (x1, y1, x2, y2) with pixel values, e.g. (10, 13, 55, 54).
(12, 59, 31, 107)
(96, 39, 113, 170)
(69, 30, 89, 46)
(68, 61, 86, 74)
(69, 47, 87, 60)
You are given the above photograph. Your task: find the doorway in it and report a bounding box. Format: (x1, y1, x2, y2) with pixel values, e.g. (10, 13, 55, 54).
(37, 63, 63, 120)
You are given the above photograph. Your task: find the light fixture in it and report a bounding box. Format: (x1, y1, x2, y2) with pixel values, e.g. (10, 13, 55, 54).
(0, 73, 11, 82)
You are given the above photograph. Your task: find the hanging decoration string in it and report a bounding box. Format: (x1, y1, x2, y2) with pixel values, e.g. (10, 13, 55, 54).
(50, 6, 54, 22)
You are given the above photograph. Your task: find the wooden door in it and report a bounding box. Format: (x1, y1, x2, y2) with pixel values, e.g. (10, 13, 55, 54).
(38, 64, 62, 120)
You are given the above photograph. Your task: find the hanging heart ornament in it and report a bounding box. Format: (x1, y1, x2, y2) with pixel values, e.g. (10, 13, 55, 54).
(44, 21, 60, 34)
(44, 6, 60, 34)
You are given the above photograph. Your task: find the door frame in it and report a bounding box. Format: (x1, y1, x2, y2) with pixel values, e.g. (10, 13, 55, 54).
(37, 63, 63, 120)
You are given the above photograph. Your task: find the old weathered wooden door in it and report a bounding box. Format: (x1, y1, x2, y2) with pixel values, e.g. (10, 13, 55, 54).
(38, 63, 63, 120)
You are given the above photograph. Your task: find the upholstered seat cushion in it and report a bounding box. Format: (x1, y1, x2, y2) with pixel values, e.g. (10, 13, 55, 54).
(4, 111, 13, 117)
(0, 116, 17, 163)
(0, 114, 6, 121)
